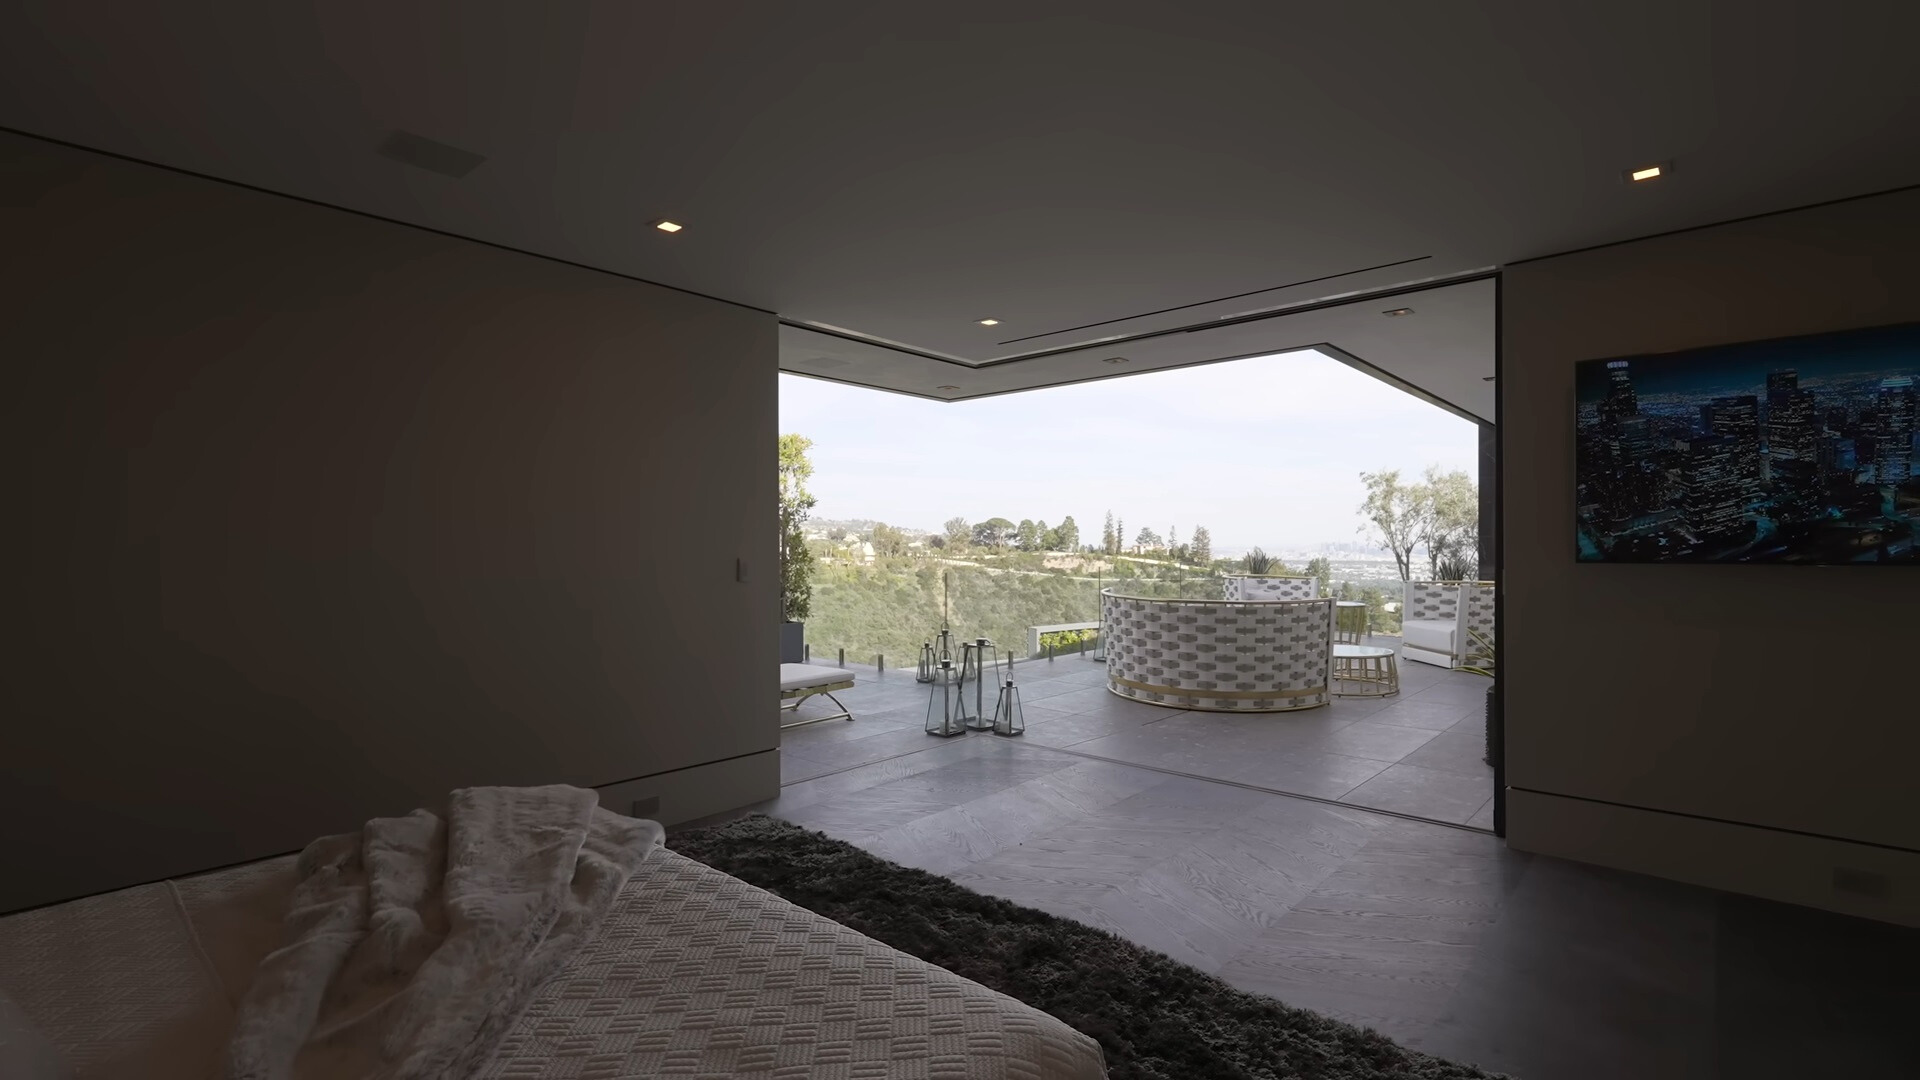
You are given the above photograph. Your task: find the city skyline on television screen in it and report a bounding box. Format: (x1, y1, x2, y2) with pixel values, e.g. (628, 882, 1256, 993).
(1575, 321, 1920, 564)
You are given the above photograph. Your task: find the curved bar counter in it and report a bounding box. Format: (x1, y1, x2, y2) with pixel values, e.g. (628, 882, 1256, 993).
(1101, 588, 1335, 712)
(1220, 574, 1319, 601)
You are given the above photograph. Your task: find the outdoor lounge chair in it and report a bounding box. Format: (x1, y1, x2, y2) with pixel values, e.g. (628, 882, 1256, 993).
(779, 663, 857, 729)
(1400, 581, 1495, 668)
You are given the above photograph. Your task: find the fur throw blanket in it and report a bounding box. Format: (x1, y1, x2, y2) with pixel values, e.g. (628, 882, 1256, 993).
(225, 785, 661, 1079)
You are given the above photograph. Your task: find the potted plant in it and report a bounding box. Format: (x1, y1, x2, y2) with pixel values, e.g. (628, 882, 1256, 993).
(1460, 628, 1496, 766)
(778, 435, 817, 664)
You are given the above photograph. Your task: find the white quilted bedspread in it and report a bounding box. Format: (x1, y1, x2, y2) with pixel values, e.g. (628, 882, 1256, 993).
(484, 849, 1104, 1079)
(0, 848, 1107, 1080)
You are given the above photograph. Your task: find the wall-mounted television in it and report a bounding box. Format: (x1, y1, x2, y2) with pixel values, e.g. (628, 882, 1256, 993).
(1575, 321, 1920, 564)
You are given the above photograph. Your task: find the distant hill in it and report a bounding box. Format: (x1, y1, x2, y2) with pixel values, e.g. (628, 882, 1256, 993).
(804, 517, 1393, 561)
(808, 518, 932, 539)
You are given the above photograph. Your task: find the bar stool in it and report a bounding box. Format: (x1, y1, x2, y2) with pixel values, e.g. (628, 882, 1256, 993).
(955, 638, 998, 731)
(1334, 601, 1368, 645)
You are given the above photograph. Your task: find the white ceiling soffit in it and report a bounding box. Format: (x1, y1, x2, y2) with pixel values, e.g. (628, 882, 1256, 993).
(2, 1, 1918, 407)
(787, 276, 1497, 421)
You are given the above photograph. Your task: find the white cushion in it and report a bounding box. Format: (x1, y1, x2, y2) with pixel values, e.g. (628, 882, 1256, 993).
(779, 664, 856, 692)
(1401, 619, 1458, 654)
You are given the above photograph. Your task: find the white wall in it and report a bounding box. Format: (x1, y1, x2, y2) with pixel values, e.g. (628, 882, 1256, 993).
(1502, 186, 1920, 924)
(0, 131, 779, 912)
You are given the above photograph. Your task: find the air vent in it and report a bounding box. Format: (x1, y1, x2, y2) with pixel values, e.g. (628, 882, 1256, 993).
(376, 130, 486, 179)
(1832, 866, 1891, 897)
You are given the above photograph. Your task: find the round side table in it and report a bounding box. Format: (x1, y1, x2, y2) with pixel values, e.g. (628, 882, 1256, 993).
(1332, 643, 1399, 698)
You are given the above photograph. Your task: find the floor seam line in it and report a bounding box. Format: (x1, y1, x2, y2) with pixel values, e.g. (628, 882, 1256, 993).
(1011, 741, 1493, 834)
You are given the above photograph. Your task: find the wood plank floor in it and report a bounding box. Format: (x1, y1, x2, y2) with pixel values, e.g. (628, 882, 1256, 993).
(699, 654, 1920, 1079)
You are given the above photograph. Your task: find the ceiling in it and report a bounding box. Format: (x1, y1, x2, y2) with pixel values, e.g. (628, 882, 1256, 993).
(4, 1, 1918, 419)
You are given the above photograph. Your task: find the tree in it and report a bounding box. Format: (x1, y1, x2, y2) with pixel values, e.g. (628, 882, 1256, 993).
(1358, 469, 1428, 581)
(1115, 517, 1125, 554)
(973, 517, 1016, 550)
(778, 434, 817, 622)
(944, 516, 971, 550)
(1033, 519, 1051, 551)
(1056, 515, 1081, 554)
(1016, 518, 1043, 552)
(1361, 585, 1399, 634)
(1419, 466, 1479, 578)
(870, 522, 908, 557)
(1102, 511, 1117, 555)
(1135, 527, 1161, 551)
(1168, 525, 1179, 552)
(1305, 556, 1333, 596)
(1191, 525, 1212, 566)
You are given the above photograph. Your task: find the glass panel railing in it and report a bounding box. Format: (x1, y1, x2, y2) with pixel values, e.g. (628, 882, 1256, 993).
(805, 556, 1205, 668)
(800, 548, 1435, 667)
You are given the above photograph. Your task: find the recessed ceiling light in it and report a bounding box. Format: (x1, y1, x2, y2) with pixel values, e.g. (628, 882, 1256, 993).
(1625, 162, 1669, 183)
(653, 220, 684, 233)
(937, 385, 961, 392)
(1103, 357, 1129, 365)
(1383, 307, 1414, 317)
(977, 318, 1000, 326)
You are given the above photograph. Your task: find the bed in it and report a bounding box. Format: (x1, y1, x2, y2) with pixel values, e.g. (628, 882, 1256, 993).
(0, 846, 1107, 1079)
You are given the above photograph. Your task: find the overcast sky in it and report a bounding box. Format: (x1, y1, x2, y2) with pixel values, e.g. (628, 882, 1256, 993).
(779, 349, 1479, 552)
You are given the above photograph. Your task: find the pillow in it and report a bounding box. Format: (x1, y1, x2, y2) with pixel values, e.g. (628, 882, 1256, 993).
(0, 989, 65, 1080)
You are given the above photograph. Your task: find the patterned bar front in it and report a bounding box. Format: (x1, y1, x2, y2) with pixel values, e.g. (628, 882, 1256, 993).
(1102, 589, 1334, 712)
(1220, 575, 1319, 601)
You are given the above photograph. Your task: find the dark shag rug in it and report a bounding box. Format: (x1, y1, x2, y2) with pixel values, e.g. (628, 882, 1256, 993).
(672, 815, 1508, 1080)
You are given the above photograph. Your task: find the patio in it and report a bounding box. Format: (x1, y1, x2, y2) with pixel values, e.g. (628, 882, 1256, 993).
(779, 635, 1494, 828)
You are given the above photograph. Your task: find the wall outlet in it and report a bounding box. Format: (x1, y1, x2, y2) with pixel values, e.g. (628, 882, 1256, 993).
(1831, 866, 1891, 898)
(631, 795, 661, 818)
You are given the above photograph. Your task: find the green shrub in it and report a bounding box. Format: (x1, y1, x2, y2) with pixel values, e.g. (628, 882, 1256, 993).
(1038, 629, 1098, 653)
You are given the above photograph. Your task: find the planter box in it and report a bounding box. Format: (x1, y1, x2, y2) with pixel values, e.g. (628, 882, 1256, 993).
(780, 621, 805, 664)
(1484, 682, 1500, 767)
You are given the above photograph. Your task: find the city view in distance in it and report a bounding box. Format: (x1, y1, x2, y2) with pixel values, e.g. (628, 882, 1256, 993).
(1576, 321, 1920, 564)
(779, 352, 1481, 663)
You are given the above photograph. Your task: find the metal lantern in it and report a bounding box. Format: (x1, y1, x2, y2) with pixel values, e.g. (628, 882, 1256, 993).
(955, 638, 998, 731)
(916, 641, 936, 683)
(925, 661, 967, 737)
(992, 654, 1024, 737)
